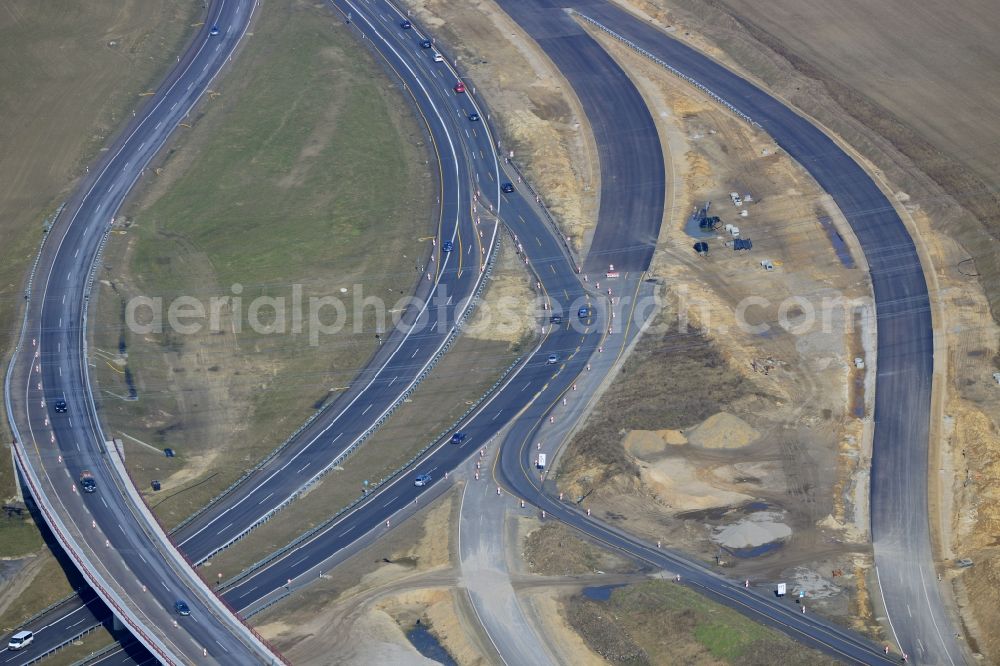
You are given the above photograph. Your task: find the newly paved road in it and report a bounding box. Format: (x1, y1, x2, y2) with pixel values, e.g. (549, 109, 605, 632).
(500, 2, 959, 662)
(219, 1, 958, 661)
(5, 0, 285, 662)
(1, 0, 593, 661)
(5, 0, 953, 664)
(494, 0, 664, 273)
(69, 0, 924, 659)
(457, 478, 556, 666)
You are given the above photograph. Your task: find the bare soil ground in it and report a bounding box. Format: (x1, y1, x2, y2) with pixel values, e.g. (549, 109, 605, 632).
(0, 0, 198, 623)
(554, 27, 879, 635)
(614, 0, 1000, 657)
(401, 0, 600, 254)
(88, 0, 436, 527)
(252, 486, 484, 665)
(465, 236, 538, 350)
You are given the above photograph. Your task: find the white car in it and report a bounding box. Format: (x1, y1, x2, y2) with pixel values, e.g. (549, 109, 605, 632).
(433, 52, 444, 62)
(8, 630, 33, 651)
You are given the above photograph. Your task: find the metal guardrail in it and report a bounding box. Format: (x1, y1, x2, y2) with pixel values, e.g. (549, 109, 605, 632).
(0, 591, 104, 665)
(5, 590, 80, 633)
(9, 446, 180, 665)
(3, 3, 290, 662)
(218, 346, 523, 589)
(194, 232, 504, 563)
(1, 210, 182, 664)
(571, 10, 763, 129)
(170, 6, 509, 539)
(18, 623, 104, 666)
(69, 639, 120, 666)
(218, 213, 561, 596)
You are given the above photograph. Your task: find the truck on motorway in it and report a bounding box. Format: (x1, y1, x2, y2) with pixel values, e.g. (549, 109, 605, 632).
(79, 470, 96, 493)
(536, 453, 547, 469)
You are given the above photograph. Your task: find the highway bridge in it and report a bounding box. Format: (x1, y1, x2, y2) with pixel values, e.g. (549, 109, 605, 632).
(4, 1, 284, 663)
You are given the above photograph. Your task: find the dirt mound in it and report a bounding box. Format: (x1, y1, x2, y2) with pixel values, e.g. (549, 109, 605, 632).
(687, 412, 760, 449)
(622, 429, 687, 458)
(642, 457, 752, 511)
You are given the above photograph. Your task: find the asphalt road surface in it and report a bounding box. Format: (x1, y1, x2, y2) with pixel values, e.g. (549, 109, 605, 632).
(169, 0, 507, 568)
(457, 474, 556, 666)
(494, 0, 664, 274)
(1, 0, 595, 661)
(558, 5, 961, 663)
(4, 0, 283, 663)
(4, 0, 954, 664)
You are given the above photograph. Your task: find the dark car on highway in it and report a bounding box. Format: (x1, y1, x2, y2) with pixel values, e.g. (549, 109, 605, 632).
(451, 432, 467, 444)
(549, 315, 563, 325)
(174, 600, 190, 616)
(401, 20, 412, 29)
(209, 25, 220, 36)
(53, 399, 67, 413)
(501, 182, 514, 193)
(442, 240, 454, 252)
(468, 112, 480, 122)
(578, 306, 591, 319)
(420, 39, 432, 49)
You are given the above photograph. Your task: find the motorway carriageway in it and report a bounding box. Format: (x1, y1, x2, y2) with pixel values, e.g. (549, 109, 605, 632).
(5, 0, 283, 662)
(1, 0, 586, 662)
(551, 4, 961, 663)
(6, 1, 947, 665)
(89, 0, 898, 663)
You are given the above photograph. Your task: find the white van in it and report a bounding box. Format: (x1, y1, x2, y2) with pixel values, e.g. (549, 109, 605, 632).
(8, 630, 34, 650)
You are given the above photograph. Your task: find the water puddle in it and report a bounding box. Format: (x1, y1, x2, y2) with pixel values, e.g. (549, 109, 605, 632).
(818, 216, 856, 268)
(725, 540, 785, 559)
(582, 583, 628, 602)
(406, 621, 457, 665)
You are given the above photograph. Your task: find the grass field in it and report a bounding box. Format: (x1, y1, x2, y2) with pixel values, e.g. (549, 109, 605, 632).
(566, 579, 839, 664)
(40, 626, 115, 666)
(206, 330, 518, 576)
(0, 0, 198, 591)
(0, 556, 73, 631)
(89, 0, 436, 527)
(204, 237, 537, 574)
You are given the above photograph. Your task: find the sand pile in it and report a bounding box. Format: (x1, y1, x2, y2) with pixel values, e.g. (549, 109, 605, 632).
(642, 458, 751, 511)
(622, 429, 687, 458)
(687, 412, 759, 449)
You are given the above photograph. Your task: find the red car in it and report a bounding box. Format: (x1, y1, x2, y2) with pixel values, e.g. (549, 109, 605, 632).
(454, 81, 466, 93)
